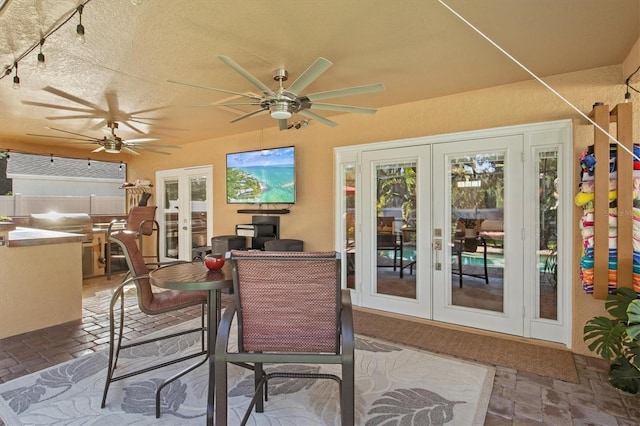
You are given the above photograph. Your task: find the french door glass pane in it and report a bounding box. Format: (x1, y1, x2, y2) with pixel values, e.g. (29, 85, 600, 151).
(449, 152, 504, 312)
(343, 164, 357, 289)
(190, 175, 208, 252)
(375, 161, 416, 298)
(163, 178, 179, 259)
(537, 149, 558, 320)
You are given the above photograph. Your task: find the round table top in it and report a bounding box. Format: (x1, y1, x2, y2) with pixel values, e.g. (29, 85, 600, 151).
(149, 261, 233, 292)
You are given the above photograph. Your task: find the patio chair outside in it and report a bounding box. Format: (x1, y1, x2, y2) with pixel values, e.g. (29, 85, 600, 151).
(100, 230, 208, 418)
(215, 250, 355, 425)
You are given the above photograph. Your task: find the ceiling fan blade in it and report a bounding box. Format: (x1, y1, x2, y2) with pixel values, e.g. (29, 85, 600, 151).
(297, 110, 338, 127)
(43, 126, 100, 139)
(287, 57, 333, 95)
(129, 105, 171, 116)
(279, 119, 288, 131)
(131, 146, 171, 155)
(195, 101, 263, 107)
(229, 108, 268, 123)
(129, 143, 181, 149)
(120, 121, 146, 134)
(26, 133, 97, 142)
(218, 55, 275, 97)
(44, 114, 104, 120)
(105, 91, 119, 121)
(92, 146, 106, 153)
(310, 103, 377, 115)
(123, 147, 141, 156)
(168, 79, 262, 100)
(90, 119, 109, 130)
(305, 83, 385, 102)
(126, 137, 161, 143)
(43, 86, 105, 111)
(22, 100, 96, 114)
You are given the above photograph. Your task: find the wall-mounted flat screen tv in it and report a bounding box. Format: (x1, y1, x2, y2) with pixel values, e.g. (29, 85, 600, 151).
(226, 146, 295, 204)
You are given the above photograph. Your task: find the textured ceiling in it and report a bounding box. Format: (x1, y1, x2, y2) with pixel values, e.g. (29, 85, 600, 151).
(0, 0, 638, 156)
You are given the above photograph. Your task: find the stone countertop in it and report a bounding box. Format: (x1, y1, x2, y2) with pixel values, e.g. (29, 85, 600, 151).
(6, 227, 86, 247)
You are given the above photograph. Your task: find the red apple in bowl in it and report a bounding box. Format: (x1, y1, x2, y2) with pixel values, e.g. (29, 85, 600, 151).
(204, 254, 225, 270)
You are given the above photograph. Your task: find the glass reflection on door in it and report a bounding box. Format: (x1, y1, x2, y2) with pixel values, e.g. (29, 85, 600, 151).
(537, 148, 558, 320)
(449, 152, 505, 312)
(163, 178, 179, 259)
(343, 164, 357, 289)
(375, 161, 416, 299)
(189, 175, 208, 252)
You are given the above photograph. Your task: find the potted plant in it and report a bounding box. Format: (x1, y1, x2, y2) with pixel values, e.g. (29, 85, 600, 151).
(583, 287, 640, 393)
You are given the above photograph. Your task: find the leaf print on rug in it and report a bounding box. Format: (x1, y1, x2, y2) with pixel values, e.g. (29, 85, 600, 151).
(366, 388, 465, 425)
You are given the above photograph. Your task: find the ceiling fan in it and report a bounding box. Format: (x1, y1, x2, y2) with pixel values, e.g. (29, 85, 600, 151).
(168, 55, 384, 130)
(26, 122, 181, 156)
(22, 86, 174, 134)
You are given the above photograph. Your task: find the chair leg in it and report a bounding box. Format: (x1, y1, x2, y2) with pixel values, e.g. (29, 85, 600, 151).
(341, 362, 355, 425)
(215, 355, 228, 425)
(101, 287, 125, 408)
(254, 362, 264, 412)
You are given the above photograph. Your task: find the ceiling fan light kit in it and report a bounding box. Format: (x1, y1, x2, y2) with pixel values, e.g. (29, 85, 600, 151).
(270, 102, 292, 119)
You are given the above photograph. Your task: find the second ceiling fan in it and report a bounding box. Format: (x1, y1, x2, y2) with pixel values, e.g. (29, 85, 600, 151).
(27, 122, 181, 156)
(169, 55, 384, 130)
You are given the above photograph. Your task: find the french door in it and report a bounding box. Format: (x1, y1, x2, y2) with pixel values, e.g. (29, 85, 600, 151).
(156, 166, 213, 261)
(360, 146, 432, 317)
(340, 120, 571, 344)
(432, 136, 524, 335)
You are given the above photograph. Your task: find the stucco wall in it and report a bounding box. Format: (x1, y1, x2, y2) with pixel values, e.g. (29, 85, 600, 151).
(14, 64, 631, 356)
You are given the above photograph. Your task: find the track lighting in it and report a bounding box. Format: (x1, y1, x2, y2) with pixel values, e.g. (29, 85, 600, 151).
(119, 161, 123, 171)
(76, 5, 86, 44)
(87, 158, 91, 169)
(6, 151, 10, 162)
(50, 154, 54, 163)
(37, 39, 46, 70)
(1, 1, 94, 86)
(12, 62, 20, 90)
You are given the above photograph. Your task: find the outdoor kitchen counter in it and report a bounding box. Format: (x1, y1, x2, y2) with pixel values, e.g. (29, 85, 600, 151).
(0, 226, 83, 339)
(6, 226, 86, 247)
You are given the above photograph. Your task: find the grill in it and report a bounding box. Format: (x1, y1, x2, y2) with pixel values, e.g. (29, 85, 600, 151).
(29, 213, 93, 235)
(28, 213, 103, 278)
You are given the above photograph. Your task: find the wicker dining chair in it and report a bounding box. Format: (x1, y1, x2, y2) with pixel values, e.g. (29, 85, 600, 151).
(215, 250, 355, 425)
(100, 230, 208, 418)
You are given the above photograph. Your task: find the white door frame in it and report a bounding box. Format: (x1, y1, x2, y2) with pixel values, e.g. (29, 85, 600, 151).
(156, 165, 213, 261)
(334, 119, 572, 347)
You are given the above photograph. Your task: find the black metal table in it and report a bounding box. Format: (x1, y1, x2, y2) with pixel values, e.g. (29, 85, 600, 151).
(149, 261, 233, 426)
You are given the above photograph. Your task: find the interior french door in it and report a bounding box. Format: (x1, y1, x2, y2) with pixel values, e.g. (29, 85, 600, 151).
(432, 136, 524, 335)
(156, 166, 213, 261)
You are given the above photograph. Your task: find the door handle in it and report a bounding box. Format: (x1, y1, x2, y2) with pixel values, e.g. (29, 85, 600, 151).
(434, 238, 442, 270)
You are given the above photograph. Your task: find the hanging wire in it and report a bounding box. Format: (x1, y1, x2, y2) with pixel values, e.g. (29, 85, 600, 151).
(0, 0, 94, 82)
(438, 0, 640, 161)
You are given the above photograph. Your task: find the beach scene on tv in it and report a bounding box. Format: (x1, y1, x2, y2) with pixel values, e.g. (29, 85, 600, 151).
(226, 147, 295, 204)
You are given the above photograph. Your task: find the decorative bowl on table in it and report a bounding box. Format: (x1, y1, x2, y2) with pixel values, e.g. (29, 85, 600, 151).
(204, 254, 225, 270)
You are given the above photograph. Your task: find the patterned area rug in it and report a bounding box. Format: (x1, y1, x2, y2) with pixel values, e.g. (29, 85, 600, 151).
(0, 318, 494, 425)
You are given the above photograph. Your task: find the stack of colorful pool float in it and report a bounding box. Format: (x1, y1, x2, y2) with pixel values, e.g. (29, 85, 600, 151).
(577, 144, 640, 294)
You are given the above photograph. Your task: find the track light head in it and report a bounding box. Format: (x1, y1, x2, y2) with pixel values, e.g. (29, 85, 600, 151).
(76, 5, 85, 44)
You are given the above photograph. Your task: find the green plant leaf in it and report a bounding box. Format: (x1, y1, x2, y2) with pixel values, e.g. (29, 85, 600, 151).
(606, 288, 638, 321)
(584, 317, 625, 361)
(623, 337, 640, 370)
(627, 299, 640, 326)
(609, 356, 640, 394)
